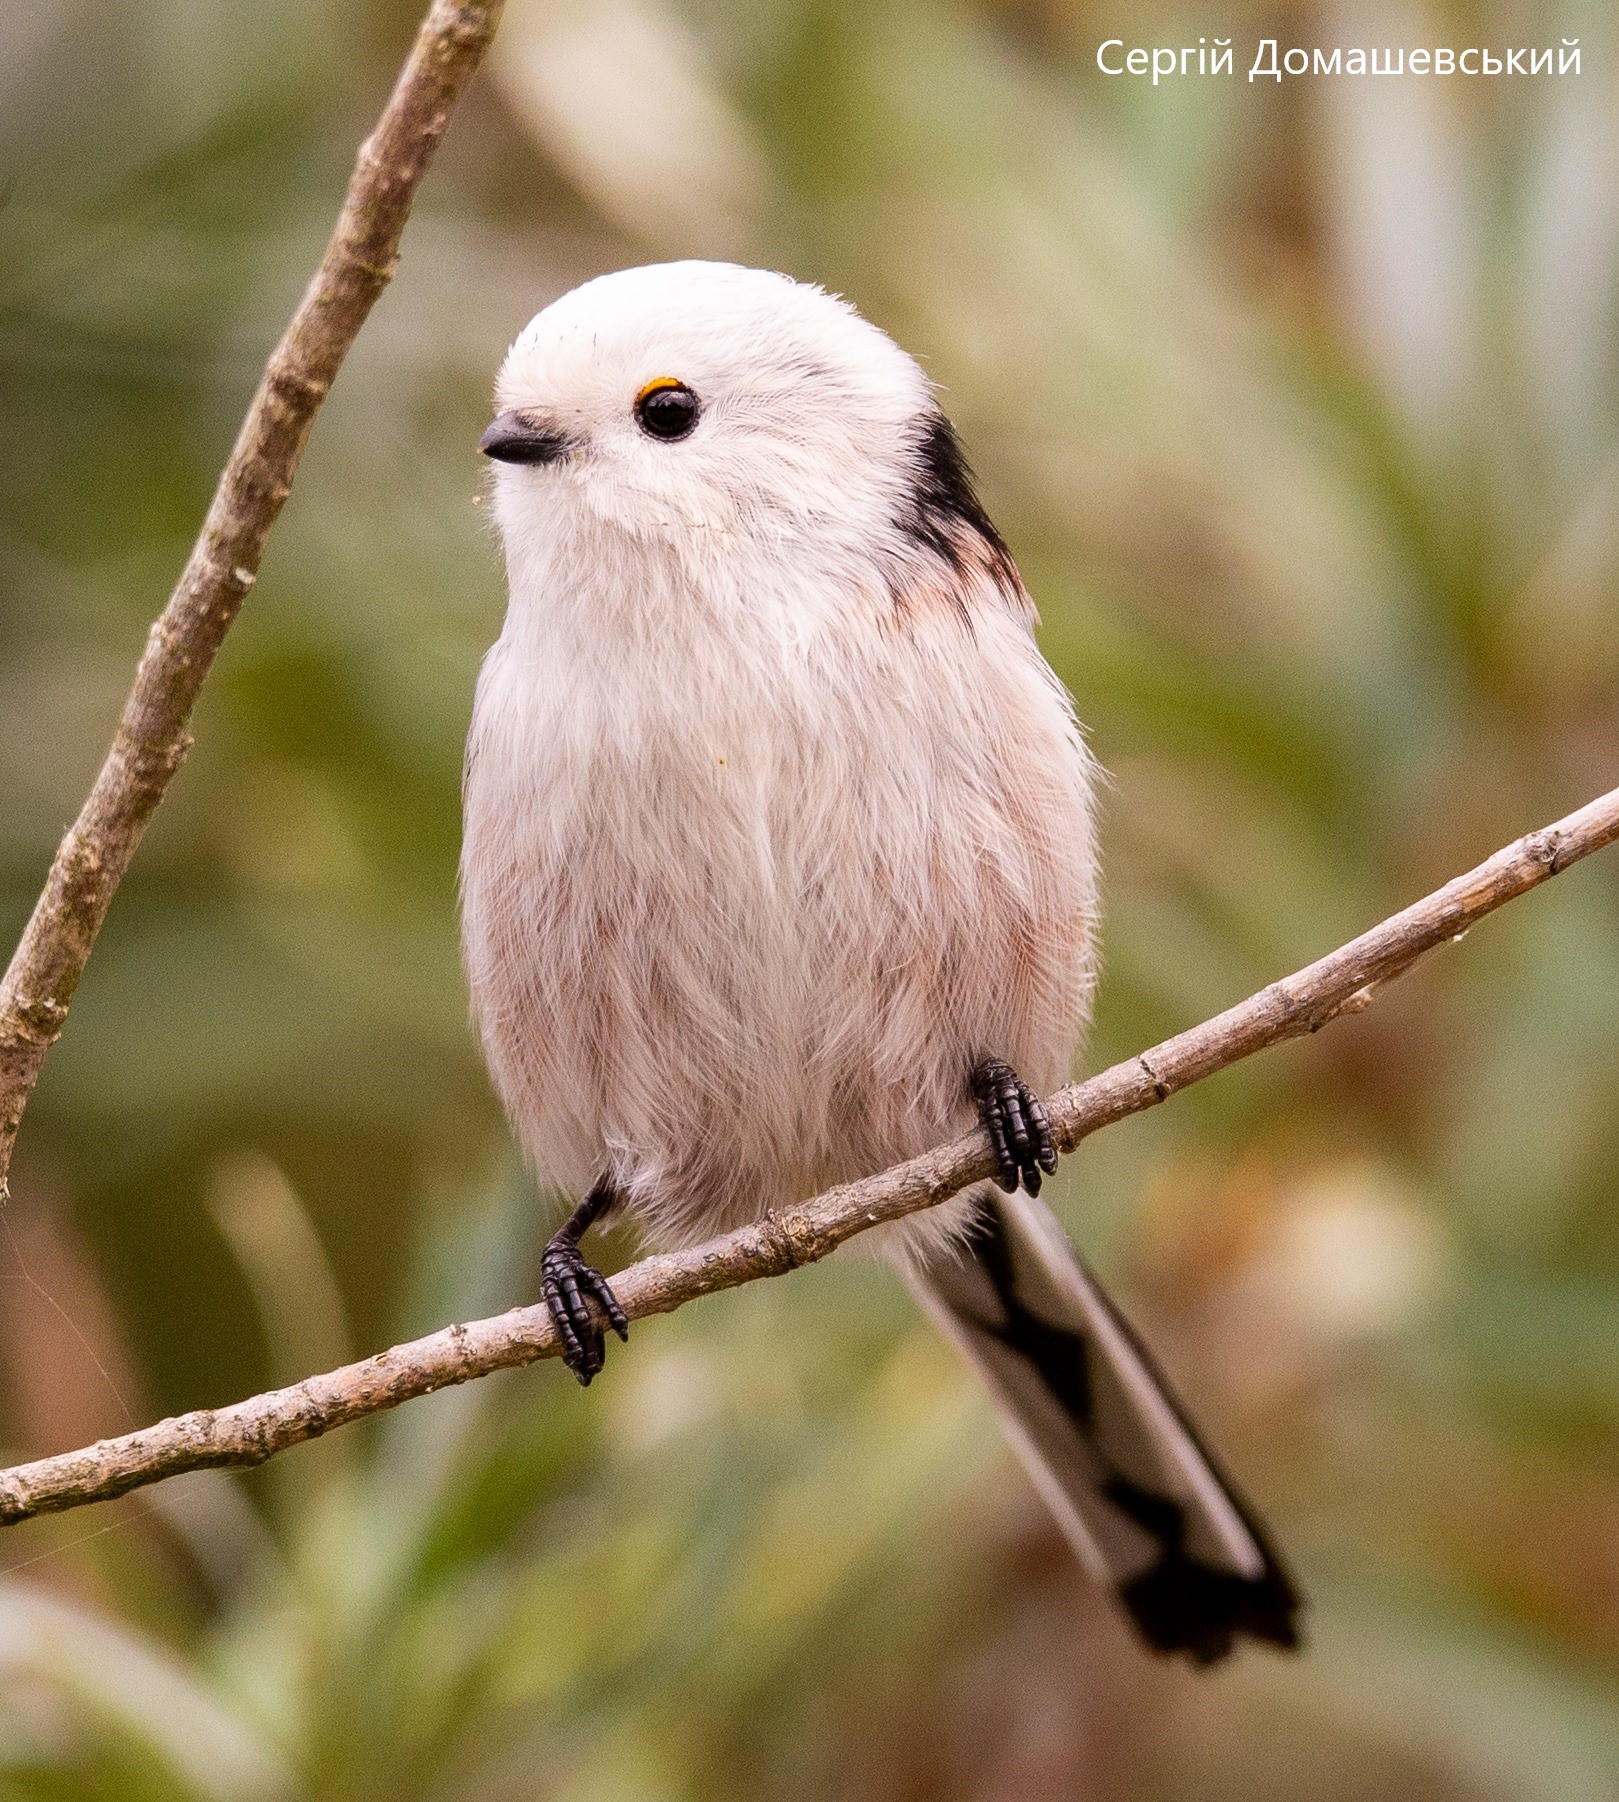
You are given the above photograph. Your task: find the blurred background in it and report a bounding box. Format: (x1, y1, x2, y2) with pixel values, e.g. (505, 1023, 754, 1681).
(2, 0, 1618, 1794)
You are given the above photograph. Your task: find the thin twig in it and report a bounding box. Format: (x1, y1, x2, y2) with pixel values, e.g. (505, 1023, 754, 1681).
(3, 785, 1615, 1528)
(0, 0, 506, 1190)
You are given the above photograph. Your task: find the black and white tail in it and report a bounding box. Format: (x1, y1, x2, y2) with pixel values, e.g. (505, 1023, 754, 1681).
(910, 1188, 1301, 1664)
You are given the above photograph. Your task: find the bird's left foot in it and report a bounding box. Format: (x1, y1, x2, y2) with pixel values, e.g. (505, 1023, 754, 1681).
(971, 1057, 1059, 1196)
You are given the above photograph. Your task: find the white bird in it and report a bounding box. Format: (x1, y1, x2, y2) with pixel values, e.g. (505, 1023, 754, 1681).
(461, 260, 1300, 1662)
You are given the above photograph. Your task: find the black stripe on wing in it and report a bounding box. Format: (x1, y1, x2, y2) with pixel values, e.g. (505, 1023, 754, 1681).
(969, 1199, 1303, 1664)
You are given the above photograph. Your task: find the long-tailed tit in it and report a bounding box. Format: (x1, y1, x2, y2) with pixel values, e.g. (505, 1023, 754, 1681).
(462, 261, 1300, 1662)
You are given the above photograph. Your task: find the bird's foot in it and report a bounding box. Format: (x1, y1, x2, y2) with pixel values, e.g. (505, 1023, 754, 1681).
(971, 1057, 1059, 1196)
(541, 1236, 628, 1385)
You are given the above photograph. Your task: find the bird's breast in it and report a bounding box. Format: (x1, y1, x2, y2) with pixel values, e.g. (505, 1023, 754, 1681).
(460, 576, 1098, 1248)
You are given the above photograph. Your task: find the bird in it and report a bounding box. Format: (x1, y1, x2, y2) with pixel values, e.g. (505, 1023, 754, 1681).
(460, 259, 1301, 1664)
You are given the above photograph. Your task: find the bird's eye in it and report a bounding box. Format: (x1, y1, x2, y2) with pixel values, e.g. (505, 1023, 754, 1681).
(634, 378, 700, 441)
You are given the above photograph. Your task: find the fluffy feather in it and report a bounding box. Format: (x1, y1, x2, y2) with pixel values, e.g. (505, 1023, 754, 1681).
(463, 263, 1097, 1263)
(461, 261, 1299, 1658)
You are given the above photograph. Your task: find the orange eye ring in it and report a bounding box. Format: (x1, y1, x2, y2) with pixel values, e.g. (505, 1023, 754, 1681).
(633, 377, 700, 441)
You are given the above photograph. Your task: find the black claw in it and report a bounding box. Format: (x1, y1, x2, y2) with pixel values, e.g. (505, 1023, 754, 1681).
(582, 1263, 629, 1340)
(971, 1058, 1060, 1197)
(542, 1273, 589, 1376)
(983, 1113, 1018, 1191)
(541, 1237, 626, 1385)
(1025, 1093, 1059, 1174)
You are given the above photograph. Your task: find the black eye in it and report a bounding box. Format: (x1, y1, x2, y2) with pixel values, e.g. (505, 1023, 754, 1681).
(635, 379, 700, 441)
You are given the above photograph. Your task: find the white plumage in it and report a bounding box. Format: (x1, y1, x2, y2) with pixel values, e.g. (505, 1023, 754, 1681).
(462, 261, 1299, 1661)
(463, 262, 1097, 1261)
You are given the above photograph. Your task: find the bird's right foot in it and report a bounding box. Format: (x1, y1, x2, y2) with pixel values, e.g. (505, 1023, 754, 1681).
(541, 1235, 628, 1386)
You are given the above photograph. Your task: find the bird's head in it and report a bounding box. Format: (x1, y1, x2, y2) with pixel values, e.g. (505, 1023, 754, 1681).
(481, 261, 1020, 615)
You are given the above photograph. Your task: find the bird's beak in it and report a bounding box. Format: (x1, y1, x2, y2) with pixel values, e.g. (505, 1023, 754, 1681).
(478, 411, 573, 465)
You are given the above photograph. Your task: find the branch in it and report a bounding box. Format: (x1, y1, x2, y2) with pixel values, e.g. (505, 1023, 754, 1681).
(0, 0, 506, 1190)
(3, 785, 1616, 1528)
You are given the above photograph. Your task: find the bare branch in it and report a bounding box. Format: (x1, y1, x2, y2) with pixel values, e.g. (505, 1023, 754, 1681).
(3, 784, 1615, 1528)
(0, 0, 506, 1188)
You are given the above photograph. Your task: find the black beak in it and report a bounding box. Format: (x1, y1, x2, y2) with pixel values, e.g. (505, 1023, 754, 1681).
(478, 412, 573, 465)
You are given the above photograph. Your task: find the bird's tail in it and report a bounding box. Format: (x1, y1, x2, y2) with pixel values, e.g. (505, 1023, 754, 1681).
(907, 1187, 1301, 1664)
